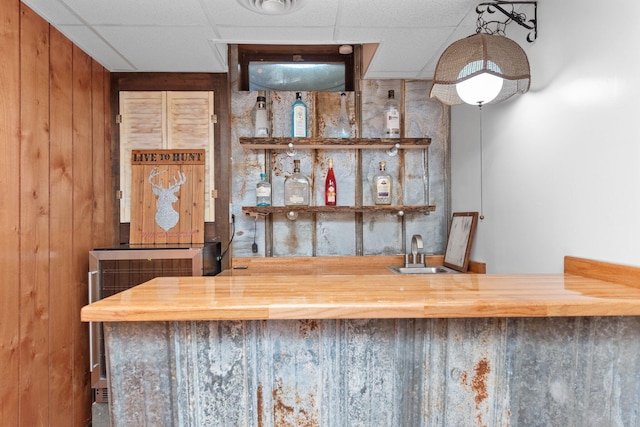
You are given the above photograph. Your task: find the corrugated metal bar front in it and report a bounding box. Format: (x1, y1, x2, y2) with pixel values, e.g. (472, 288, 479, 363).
(104, 316, 640, 426)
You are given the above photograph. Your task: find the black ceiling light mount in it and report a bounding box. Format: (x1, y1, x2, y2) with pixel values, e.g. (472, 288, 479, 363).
(430, 1, 537, 106)
(475, 1, 537, 43)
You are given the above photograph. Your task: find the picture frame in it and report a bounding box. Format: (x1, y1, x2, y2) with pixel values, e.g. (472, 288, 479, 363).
(443, 212, 479, 272)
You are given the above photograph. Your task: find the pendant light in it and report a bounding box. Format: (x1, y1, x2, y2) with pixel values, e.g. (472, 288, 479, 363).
(430, 2, 538, 221)
(430, 1, 537, 106)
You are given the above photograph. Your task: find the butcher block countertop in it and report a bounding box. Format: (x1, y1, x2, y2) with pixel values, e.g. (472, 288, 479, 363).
(81, 256, 640, 322)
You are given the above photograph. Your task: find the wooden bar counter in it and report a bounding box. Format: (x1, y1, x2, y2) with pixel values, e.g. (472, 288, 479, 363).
(81, 256, 640, 322)
(83, 256, 640, 427)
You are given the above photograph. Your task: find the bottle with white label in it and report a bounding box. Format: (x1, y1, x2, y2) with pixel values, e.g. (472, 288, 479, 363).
(256, 173, 271, 206)
(284, 159, 310, 206)
(373, 161, 392, 205)
(383, 90, 400, 139)
(254, 91, 269, 137)
(336, 92, 350, 138)
(291, 92, 308, 138)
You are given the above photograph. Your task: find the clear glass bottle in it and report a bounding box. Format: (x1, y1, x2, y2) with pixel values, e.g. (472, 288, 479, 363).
(325, 158, 337, 206)
(336, 92, 350, 138)
(256, 173, 271, 206)
(254, 91, 269, 137)
(373, 161, 392, 205)
(384, 90, 400, 139)
(291, 92, 308, 138)
(284, 159, 310, 206)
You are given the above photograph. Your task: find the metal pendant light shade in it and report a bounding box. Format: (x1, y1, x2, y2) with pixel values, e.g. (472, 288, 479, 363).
(430, 33, 531, 106)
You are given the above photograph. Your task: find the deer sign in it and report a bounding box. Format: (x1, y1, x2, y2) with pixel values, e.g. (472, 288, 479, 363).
(147, 167, 187, 231)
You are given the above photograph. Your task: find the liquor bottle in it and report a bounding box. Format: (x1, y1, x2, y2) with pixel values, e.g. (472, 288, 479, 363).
(291, 92, 308, 138)
(256, 173, 271, 206)
(325, 158, 337, 206)
(336, 92, 350, 138)
(254, 91, 269, 137)
(373, 161, 392, 205)
(284, 159, 310, 206)
(384, 90, 400, 139)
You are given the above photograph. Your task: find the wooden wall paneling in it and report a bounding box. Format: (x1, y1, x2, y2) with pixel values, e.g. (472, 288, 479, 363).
(102, 68, 116, 246)
(130, 164, 147, 242)
(2, 4, 113, 425)
(178, 164, 195, 244)
(0, 0, 21, 425)
(141, 164, 157, 244)
(49, 27, 75, 426)
(71, 45, 94, 426)
(91, 60, 108, 246)
(192, 164, 206, 242)
(19, 6, 51, 425)
(177, 162, 205, 244)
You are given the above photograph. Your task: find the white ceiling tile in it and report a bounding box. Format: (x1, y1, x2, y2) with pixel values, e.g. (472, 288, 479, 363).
(338, 0, 477, 27)
(22, 0, 83, 25)
(217, 26, 336, 43)
(59, 0, 209, 26)
(96, 26, 225, 72)
(340, 27, 456, 78)
(22, 0, 483, 77)
(56, 25, 135, 70)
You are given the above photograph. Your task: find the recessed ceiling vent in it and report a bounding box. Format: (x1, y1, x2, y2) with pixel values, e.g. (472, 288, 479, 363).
(239, 0, 305, 15)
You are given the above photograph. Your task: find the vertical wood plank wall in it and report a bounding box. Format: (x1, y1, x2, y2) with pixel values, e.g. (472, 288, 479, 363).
(0, 2, 115, 426)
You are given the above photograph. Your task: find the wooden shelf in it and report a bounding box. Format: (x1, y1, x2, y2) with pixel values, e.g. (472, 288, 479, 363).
(239, 137, 430, 150)
(242, 205, 436, 217)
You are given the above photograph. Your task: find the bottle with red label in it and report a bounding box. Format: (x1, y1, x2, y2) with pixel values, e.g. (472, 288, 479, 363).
(325, 158, 337, 206)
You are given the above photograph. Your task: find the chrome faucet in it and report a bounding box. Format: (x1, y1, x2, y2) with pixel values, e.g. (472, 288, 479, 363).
(405, 234, 425, 268)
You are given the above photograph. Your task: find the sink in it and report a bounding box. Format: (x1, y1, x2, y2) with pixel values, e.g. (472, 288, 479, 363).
(387, 266, 457, 274)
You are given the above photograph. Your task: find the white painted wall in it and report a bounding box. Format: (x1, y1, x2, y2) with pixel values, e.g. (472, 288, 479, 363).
(451, 0, 640, 273)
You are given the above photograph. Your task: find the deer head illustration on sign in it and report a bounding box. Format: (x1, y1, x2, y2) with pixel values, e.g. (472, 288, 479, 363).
(148, 167, 187, 231)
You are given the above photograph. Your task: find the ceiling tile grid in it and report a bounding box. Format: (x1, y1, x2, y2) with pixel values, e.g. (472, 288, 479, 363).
(22, 0, 480, 78)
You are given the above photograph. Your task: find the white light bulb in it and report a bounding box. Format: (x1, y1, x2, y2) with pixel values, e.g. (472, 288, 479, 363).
(456, 72, 504, 105)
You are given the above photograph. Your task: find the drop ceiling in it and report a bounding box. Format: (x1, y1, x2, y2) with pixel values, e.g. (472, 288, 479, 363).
(21, 0, 482, 80)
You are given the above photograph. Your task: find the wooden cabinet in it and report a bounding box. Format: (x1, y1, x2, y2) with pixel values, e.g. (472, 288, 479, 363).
(119, 91, 216, 222)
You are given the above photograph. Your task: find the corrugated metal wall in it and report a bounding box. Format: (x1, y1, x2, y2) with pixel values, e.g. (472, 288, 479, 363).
(230, 80, 450, 258)
(106, 316, 640, 426)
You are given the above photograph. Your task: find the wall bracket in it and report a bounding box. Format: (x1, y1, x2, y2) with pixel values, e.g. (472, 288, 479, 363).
(476, 1, 538, 42)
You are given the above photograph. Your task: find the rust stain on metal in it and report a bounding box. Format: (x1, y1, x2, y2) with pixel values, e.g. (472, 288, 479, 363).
(460, 370, 468, 385)
(272, 379, 318, 426)
(472, 358, 491, 427)
(472, 358, 490, 407)
(458, 358, 491, 427)
(271, 152, 284, 177)
(257, 382, 264, 427)
(397, 151, 405, 202)
(299, 319, 318, 338)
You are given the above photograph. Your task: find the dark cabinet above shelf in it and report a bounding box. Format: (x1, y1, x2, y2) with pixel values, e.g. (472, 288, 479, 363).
(239, 137, 430, 150)
(242, 205, 436, 218)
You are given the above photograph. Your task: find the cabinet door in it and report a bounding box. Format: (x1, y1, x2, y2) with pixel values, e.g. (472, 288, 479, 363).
(119, 91, 215, 222)
(166, 92, 215, 222)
